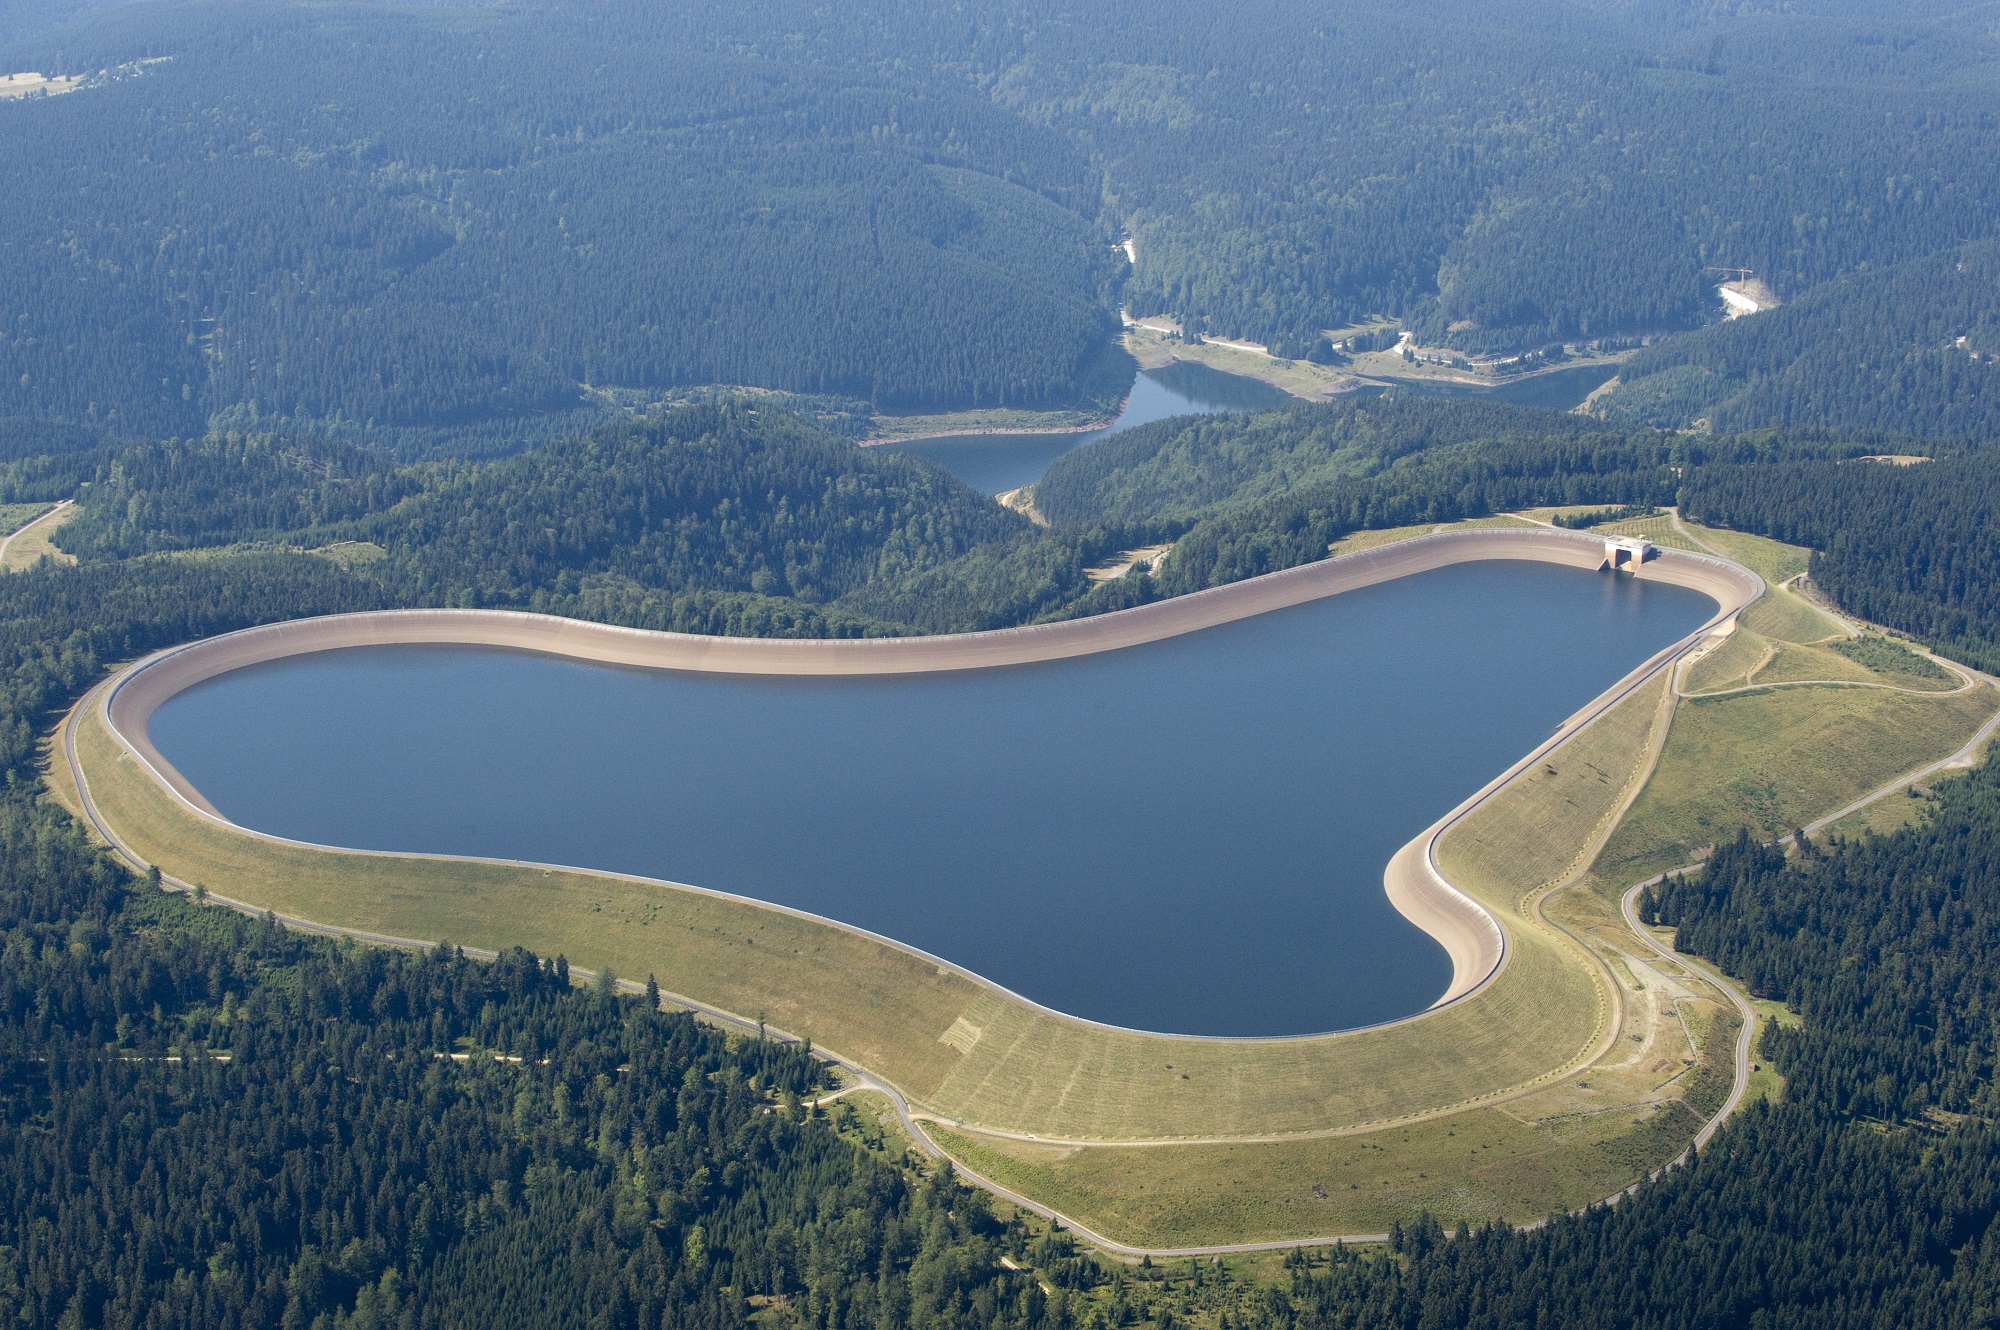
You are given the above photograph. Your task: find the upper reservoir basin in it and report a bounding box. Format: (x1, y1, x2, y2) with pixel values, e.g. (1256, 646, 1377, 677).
(886, 361, 1290, 495)
(146, 560, 1713, 1037)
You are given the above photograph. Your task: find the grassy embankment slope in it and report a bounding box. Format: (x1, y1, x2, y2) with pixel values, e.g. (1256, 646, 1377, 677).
(1591, 517, 1995, 885)
(50, 518, 1996, 1247)
(61, 688, 1602, 1144)
(927, 520, 1994, 1244)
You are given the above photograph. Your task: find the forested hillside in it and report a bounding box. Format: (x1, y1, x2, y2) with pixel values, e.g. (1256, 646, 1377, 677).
(0, 2, 1125, 449)
(29, 394, 2000, 658)
(8, 0, 2000, 450)
(1039, 399, 1734, 593)
(1082, 7, 2000, 357)
(48, 407, 1026, 605)
(4, 398, 1823, 637)
(43, 392, 1996, 646)
(1, 406, 1138, 636)
(1034, 399, 1681, 530)
(1684, 454, 2000, 670)
(1595, 240, 2000, 437)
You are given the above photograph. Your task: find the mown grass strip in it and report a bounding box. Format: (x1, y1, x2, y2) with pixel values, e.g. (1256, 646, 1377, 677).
(1594, 682, 1999, 888)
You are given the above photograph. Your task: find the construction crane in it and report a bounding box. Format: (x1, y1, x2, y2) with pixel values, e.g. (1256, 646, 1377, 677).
(1705, 266, 1755, 282)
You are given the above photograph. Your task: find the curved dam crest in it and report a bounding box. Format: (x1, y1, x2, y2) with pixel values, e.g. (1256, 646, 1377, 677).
(102, 530, 1760, 1038)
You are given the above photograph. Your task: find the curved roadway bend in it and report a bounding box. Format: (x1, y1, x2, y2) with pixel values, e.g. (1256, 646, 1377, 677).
(1619, 649, 2000, 1165)
(69, 527, 1781, 1256)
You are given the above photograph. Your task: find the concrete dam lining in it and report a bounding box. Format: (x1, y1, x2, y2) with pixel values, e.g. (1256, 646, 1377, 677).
(96, 526, 1764, 1038)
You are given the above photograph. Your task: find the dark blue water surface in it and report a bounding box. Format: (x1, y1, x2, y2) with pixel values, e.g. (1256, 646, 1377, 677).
(887, 361, 1289, 495)
(149, 561, 1712, 1036)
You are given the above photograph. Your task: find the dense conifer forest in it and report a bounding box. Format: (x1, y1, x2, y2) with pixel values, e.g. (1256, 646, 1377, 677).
(8, 1, 2000, 1326)
(1595, 240, 2000, 438)
(0, 397, 1851, 639)
(5, 500, 2000, 1326)
(7, 0, 2000, 450)
(1682, 453, 2000, 670)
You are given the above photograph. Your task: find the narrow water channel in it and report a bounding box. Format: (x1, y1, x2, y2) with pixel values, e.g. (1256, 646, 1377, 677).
(147, 561, 1713, 1037)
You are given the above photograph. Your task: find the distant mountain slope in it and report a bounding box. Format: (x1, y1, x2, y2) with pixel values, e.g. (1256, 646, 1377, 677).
(9, 0, 2000, 452)
(990, 0, 2000, 355)
(45, 404, 1030, 611)
(1033, 398, 1674, 529)
(0, 3, 1123, 452)
(1594, 240, 2000, 438)
(0, 0, 123, 44)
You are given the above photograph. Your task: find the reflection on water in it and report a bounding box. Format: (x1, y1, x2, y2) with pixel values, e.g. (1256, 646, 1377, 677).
(150, 562, 1712, 1036)
(888, 362, 1289, 495)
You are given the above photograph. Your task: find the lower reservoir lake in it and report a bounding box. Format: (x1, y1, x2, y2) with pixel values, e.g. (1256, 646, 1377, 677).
(148, 561, 1714, 1037)
(886, 361, 1289, 495)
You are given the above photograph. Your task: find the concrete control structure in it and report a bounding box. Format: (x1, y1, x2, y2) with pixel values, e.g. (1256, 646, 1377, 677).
(1603, 536, 1654, 571)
